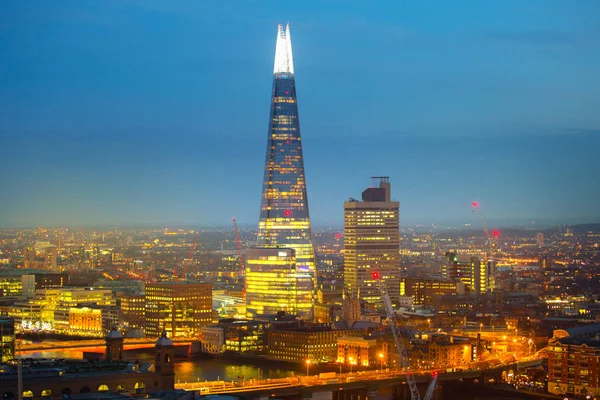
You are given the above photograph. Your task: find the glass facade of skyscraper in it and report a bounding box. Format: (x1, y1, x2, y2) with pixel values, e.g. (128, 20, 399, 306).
(245, 247, 303, 317)
(255, 24, 315, 317)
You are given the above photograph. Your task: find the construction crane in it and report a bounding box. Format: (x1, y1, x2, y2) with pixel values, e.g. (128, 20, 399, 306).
(180, 232, 199, 280)
(472, 201, 499, 253)
(373, 271, 438, 400)
(232, 218, 245, 297)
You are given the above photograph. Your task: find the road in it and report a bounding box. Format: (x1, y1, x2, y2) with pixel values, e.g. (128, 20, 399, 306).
(17, 338, 191, 353)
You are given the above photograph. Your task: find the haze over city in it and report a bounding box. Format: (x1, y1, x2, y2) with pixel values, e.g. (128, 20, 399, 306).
(2, 0, 599, 228)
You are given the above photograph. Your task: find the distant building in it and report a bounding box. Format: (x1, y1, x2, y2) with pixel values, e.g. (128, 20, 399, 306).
(118, 293, 145, 336)
(411, 334, 474, 369)
(44, 247, 58, 270)
(23, 247, 36, 268)
(201, 326, 225, 355)
(0, 318, 15, 363)
(0, 271, 67, 298)
(536, 232, 544, 247)
(341, 292, 361, 327)
(68, 307, 116, 336)
(471, 257, 496, 294)
(21, 273, 68, 297)
(201, 319, 266, 355)
(145, 282, 212, 338)
(313, 289, 333, 324)
(8, 287, 116, 336)
(245, 247, 307, 318)
(444, 252, 496, 294)
(337, 335, 390, 367)
(344, 177, 400, 307)
(0, 275, 23, 297)
(442, 252, 472, 286)
(400, 278, 464, 306)
(268, 323, 366, 363)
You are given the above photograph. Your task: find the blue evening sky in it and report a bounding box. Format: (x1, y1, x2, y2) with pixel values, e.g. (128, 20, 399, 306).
(1, 1, 599, 228)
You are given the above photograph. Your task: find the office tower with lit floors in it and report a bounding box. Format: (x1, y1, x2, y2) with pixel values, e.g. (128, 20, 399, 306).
(245, 247, 302, 318)
(254, 24, 316, 317)
(344, 177, 401, 308)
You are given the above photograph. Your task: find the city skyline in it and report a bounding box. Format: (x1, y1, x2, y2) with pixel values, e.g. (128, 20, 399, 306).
(2, 1, 600, 228)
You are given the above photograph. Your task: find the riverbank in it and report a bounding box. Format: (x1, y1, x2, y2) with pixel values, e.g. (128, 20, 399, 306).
(190, 352, 384, 375)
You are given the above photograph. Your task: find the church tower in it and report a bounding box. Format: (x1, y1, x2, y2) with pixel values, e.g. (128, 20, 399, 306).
(155, 331, 175, 390)
(341, 291, 361, 327)
(105, 325, 123, 362)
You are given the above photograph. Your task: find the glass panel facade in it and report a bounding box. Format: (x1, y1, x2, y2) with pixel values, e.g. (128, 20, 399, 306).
(256, 25, 315, 317)
(245, 247, 302, 317)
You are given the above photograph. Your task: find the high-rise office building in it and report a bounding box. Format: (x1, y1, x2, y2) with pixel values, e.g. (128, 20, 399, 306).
(245, 247, 306, 317)
(145, 283, 212, 338)
(344, 177, 400, 307)
(255, 24, 315, 317)
(45, 247, 58, 270)
(536, 232, 544, 247)
(443, 252, 496, 294)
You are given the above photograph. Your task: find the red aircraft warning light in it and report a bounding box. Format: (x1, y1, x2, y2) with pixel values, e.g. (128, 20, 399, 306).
(472, 201, 479, 208)
(493, 230, 499, 237)
(284, 209, 292, 217)
(372, 271, 380, 280)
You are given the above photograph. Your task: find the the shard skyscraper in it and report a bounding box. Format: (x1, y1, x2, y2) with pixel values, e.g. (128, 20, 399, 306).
(255, 23, 315, 317)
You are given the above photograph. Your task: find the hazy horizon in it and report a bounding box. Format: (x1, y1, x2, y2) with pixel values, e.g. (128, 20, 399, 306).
(2, 1, 599, 228)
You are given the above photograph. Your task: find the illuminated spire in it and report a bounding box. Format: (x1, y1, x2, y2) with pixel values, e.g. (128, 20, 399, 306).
(273, 23, 294, 74)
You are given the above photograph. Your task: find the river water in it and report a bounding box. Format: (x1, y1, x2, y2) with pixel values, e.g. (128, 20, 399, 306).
(21, 348, 301, 383)
(22, 349, 543, 400)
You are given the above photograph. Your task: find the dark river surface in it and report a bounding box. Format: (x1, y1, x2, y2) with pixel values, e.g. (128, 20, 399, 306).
(22, 348, 547, 400)
(21, 348, 302, 383)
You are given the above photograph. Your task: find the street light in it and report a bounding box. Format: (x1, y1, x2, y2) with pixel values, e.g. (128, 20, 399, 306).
(305, 359, 311, 376)
(378, 352, 384, 371)
(349, 357, 354, 374)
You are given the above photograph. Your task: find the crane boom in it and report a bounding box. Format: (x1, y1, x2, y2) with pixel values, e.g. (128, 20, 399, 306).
(374, 272, 438, 400)
(374, 272, 421, 400)
(472, 202, 491, 241)
(181, 232, 198, 280)
(423, 372, 438, 400)
(472, 201, 499, 257)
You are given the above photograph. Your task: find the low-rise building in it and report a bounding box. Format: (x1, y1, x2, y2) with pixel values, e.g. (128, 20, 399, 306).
(547, 336, 600, 397)
(201, 319, 267, 355)
(268, 324, 366, 363)
(201, 326, 225, 355)
(411, 334, 474, 369)
(400, 278, 463, 306)
(337, 335, 390, 368)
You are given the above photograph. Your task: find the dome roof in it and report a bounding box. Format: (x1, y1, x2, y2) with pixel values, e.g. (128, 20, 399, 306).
(155, 330, 173, 347)
(107, 325, 123, 339)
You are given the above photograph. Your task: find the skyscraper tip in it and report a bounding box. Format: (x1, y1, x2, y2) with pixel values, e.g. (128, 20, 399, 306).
(274, 23, 294, 74)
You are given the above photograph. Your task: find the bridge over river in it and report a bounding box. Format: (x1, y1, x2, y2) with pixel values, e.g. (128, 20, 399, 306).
(175, 359, 544, 400)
